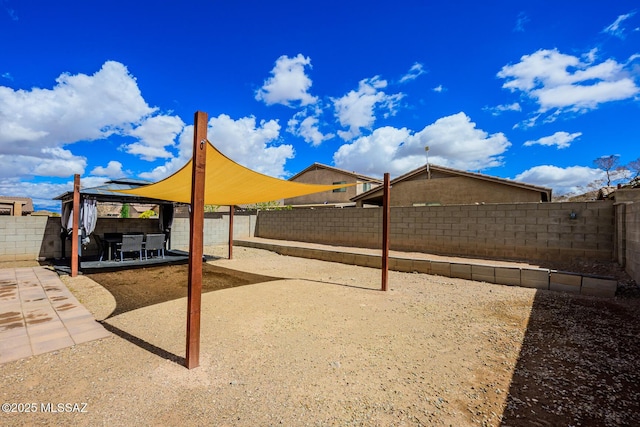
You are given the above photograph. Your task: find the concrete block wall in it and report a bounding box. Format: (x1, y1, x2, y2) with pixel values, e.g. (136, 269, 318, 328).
(625, 202, 640, 284)
(170, 213, 256, 250)
(0, 217, 163, 261)
(255, 201, 615, 263)
(0, 213, 257, 262)
(0, 216, 49, 262)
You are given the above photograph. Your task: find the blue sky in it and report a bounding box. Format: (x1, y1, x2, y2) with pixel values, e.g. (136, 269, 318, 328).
(1, 0, 639, 211)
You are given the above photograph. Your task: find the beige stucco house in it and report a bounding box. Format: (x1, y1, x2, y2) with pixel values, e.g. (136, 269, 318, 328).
(284, 163, 382, 207)
(0, 196, 34, 216)
(351, 164, 552, 207)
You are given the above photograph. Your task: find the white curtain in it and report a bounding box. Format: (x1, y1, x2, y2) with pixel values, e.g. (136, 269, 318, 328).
(82, 198, 98, 235)
(80, 198, 98, 244)
(61, 202, 72, 231)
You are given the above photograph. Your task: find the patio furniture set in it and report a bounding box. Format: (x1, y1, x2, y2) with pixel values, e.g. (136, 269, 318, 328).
(94, 233, 166, 262)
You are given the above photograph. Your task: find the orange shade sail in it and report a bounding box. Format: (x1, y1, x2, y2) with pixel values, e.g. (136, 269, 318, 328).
(116, 140, 354, 205)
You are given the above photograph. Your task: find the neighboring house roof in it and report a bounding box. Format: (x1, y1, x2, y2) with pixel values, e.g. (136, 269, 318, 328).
(288, 163, 382, 184)
(130, 204, 159, 213)
(97, 203, 123, 217)
(0, 196, 34, 213)
(351, 164, 553, 204)
(597, 186, 617, 200)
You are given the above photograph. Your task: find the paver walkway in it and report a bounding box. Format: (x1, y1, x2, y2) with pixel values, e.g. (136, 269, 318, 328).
(0, 267, 110, 364)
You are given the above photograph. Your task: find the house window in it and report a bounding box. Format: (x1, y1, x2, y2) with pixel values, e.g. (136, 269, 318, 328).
(333, 181, 347, 192)
(362, 183, 371, 192)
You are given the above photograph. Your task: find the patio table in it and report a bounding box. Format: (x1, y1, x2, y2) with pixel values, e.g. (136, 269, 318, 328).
(103, 234, 123, 261)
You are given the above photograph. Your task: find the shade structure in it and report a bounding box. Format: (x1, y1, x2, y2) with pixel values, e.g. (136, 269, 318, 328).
(117, 140, 354, 205)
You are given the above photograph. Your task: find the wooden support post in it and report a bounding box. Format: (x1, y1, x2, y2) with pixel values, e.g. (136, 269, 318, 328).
(228, 205, 234, 260)
(186, 111, 208, 369)
(381, 173, 390, 291)
(71, 174, 80, 277)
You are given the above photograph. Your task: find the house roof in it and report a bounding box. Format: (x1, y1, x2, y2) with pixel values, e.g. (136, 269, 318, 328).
(597, 186, 617, 200)
(288, 163, 382, 183)
(351, 163, 553, 203)
(0, 196, 34, 213)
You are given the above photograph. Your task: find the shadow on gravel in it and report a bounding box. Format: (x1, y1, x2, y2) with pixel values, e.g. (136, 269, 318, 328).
(500, 291, 640, 426)
(86, 263, 281, 364)
(87, 263, 281, 318)
(100, 322, 187, 365)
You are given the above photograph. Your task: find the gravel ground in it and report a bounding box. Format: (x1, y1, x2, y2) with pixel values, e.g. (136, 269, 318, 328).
(1, 246, 639, 426)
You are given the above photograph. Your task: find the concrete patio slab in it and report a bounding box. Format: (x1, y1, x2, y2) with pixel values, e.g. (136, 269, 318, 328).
(0, 267, 111, 365)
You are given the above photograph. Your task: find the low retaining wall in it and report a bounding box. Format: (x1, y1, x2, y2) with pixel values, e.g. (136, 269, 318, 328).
(237, 239, 618, 298)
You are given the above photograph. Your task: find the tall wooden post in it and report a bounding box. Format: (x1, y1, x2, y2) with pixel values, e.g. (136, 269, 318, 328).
(71, 174, 80, 277)
(186, 111, 208, 369)
(381, 173, 390, 291)
(228, 205, 234, 259)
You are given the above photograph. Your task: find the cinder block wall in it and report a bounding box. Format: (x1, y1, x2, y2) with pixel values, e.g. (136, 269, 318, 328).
(255, 202, 615, 263)
(170, 212, 256, 250)
(625, 202, 640, 283)
(0, 216, 49, 261)
(0, 213, 257, 261)
(0, 217, 163, 261)
(0, 202, 620, 265)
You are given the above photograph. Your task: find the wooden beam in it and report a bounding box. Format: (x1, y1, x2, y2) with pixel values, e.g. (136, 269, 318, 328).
(381, 172, 390, 291)
(186, 111, 208, 369)
(228, 205, 234, 260)
(70, 174, 80, 277)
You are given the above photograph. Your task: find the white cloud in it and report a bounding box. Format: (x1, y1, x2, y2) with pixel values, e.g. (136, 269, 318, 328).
(0, 61, 157, 178)
(523, 131, 582, 149)
(514, 165, 604, 195)
(208, 114, 293, 177)
(90, 160, 125, 177)
(0, 178, 74, 210)
(485, 102, 521, 116)
(123, 115, 185, 161)
(432, 85, 445, 93)
(603, 11, 636, 39)
(333, 126, 413, 177)
(333, 112, 511, 177)
(399, 63, 426, 83)
(514, 12, 529, 32)
(0, 148, 86, 179)
(3, 2, 18, 21)
(332, 76, 404, 141)
(255, 54, 318, 107)
(287, 109, 334, 147)
(142, 114, 294, 181)
(410, 112, 511, 171)
(139, 124, 195, 181)
(497, 49, 640, 123)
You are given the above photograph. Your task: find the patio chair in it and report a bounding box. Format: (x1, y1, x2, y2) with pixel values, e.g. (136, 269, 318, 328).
(116, 234, 144, 262)
(144, 234, 165, 259)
